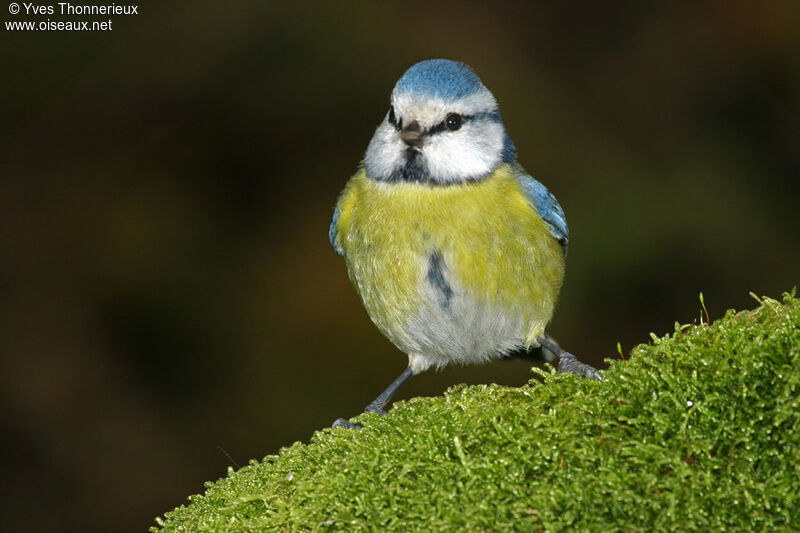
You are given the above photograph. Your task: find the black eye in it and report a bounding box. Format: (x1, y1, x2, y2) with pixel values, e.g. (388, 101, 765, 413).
(445, 113, 463, 131)
(388, 106, 398, 127)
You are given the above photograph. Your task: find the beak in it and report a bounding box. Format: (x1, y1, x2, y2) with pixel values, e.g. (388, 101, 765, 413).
(400, 120, 423, 147)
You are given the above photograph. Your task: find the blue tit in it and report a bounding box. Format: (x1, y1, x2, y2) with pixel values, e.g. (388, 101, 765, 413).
(329, 59, 600, 428)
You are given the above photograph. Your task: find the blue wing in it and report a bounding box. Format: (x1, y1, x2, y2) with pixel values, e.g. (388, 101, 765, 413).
(329, 205, 344, 255)
(514, 171, 569, 254)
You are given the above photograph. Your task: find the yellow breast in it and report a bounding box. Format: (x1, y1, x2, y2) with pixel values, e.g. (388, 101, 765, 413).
(334, 164, 565, 351)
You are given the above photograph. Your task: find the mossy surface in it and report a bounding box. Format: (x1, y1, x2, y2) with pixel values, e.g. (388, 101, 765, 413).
(153, 292, 799, 532)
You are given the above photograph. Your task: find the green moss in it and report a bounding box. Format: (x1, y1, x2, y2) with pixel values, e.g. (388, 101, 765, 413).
(153, 292, 799, 531)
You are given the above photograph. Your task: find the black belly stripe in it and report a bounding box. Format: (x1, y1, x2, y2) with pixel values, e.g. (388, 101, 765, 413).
(427, 251, 453, 309)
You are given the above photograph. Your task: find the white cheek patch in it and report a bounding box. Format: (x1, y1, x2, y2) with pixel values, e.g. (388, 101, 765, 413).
(364, 121, 407, 179)
(424, 119, 504, 183)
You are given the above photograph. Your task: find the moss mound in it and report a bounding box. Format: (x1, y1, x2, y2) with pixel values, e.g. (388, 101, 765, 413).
(153, 292, 799, 531)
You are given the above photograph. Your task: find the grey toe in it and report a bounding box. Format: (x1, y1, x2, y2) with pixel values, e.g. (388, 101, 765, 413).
(558, 353, 602, 381)
(332, 418, 362, 430)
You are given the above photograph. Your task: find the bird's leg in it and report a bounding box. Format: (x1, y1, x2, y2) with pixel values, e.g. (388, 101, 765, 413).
(538, 335, 602, 380)
(364, 366, 415, 414)
(332, 366, 415, 429)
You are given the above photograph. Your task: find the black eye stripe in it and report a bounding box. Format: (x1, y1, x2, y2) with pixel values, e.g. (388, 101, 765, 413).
(427, 121, 447, 135)
(427, 113, 486, 136)
(390, 110, 498, 136)
(387, 106, 401, 131)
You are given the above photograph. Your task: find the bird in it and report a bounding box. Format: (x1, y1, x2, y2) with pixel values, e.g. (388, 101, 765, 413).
(329, 59, 600, 429)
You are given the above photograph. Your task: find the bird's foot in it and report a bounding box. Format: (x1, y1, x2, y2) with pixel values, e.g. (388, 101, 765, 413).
(558, 352, 602, 380)
(331, 403, 388, 430)
(332, 417, 363, 430)
(331, 404, 389, 430)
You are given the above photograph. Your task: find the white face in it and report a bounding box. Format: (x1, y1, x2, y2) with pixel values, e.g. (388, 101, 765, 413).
(364, 87, 506, 184)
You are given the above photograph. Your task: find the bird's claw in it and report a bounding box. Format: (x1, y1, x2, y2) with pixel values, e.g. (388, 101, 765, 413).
(332, 403, 388, 430)
(558, 352, 602, 380)
(332, 418, 362, 430)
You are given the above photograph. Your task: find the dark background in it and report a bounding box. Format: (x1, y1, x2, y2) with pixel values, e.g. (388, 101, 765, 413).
(2, 2, 798, 531)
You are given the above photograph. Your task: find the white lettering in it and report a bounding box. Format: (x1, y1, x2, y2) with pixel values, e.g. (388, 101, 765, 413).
(23, 3, 53, 15)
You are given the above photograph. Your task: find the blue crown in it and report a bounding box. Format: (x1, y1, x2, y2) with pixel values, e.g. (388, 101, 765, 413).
(393, 59, 483, 100)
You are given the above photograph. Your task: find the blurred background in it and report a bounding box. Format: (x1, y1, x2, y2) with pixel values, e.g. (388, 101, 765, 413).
(1, 1, 799, 531)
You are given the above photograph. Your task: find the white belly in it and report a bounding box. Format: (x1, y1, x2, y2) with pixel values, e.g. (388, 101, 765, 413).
(399, 252, 527, 373)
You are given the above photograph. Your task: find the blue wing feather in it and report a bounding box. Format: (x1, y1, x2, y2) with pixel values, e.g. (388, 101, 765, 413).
(514, 170, 569, 254)
(329, 206, 344, 255)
